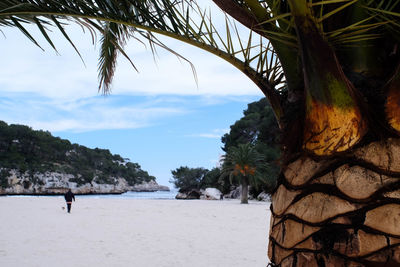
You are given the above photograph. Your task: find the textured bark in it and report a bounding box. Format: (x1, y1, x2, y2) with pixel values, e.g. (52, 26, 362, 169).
(269, 138, 400, 266)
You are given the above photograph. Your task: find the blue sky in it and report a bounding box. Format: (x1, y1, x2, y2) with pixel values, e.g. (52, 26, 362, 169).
(0, 3, 264, 186)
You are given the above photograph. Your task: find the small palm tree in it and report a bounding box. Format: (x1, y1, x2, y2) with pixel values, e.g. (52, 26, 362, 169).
(221, 143, 269, 204)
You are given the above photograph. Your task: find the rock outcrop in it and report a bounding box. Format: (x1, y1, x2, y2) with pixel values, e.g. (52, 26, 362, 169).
(257, 191, 270, 201)
(0, 169, 169, 195)
(175, 190, 201, 199)
(203, 188, 222, 200)
(130, 180, 170, 192)
(224, 186, 242, 199)
(174, 186, 271, 201)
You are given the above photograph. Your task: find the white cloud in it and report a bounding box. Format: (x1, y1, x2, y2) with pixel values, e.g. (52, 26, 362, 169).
(111, 36, 264, 97)
(0, 95, 187, 132)
(187, 128, 229, 139)
(0, 14, 264, 101)
(0, 2, 264, 133)
(0, 90, 256, 133)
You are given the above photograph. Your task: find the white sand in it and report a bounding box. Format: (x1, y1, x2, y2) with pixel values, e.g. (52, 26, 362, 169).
(0, 197, 270, 267)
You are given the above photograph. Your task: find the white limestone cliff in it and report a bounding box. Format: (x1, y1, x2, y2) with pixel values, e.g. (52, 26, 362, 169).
(0, 169, 169, 195)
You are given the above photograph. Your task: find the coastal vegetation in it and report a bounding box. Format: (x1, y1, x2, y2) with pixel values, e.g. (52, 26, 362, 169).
(171, 97, 280, 201)
(170, 166, 223, 191)
(0, 120, 155, 187)
(2, 0, 400, 265)
(221, 97, 281, 194)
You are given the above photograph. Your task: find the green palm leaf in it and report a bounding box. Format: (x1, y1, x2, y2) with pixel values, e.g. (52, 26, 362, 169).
(220, 143, 271, 188)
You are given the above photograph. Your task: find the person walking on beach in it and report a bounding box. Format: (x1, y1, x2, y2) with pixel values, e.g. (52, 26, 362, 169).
(64, 189, 75, 213)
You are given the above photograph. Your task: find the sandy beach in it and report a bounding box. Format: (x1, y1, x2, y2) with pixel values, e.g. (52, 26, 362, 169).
(0, 197, 270, 267)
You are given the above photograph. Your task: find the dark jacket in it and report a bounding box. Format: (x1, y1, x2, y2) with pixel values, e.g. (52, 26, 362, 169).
(64, 190, 75, 202)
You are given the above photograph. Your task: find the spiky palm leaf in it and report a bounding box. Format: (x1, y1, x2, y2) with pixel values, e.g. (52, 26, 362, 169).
(216, 0, 400, 88)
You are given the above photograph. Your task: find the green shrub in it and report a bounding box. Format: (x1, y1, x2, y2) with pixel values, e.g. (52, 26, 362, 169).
(0, 169, 10, 188)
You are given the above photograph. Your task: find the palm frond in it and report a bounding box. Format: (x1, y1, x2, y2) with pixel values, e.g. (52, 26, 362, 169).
(98, 22, 129, 94)
(220, 143, 270, 187)
(363, 2, 400, 38)
(229, 0, 297, 45)
(316, 0, 359, 23)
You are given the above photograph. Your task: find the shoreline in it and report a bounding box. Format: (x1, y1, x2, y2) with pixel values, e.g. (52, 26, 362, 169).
(0, 190, 170, 197)
(0, 192, 269, 204)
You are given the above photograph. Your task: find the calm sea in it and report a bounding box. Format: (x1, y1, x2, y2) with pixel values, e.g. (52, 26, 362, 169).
(6, 190, 179, 199)
(81, 190, 179, 199)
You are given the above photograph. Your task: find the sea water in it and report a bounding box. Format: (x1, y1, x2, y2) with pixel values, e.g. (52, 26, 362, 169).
(80, 190, 179, 199)
(5, 189, 179, 199)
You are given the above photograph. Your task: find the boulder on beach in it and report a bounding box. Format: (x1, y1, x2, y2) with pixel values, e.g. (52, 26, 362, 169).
(204, 188, 222, 200)
(226, 187, 241, 199)
(175, 190, 201, 199)
(257, 192, 270, 202)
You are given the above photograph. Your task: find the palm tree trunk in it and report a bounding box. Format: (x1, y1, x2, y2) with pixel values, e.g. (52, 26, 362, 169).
(268, 138, 400, 266)
(241, 177, 249, 204)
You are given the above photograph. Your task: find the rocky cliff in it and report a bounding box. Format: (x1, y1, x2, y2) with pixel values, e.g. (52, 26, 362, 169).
(0, 169, 169, 195)
(0, 121, 169, 195)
